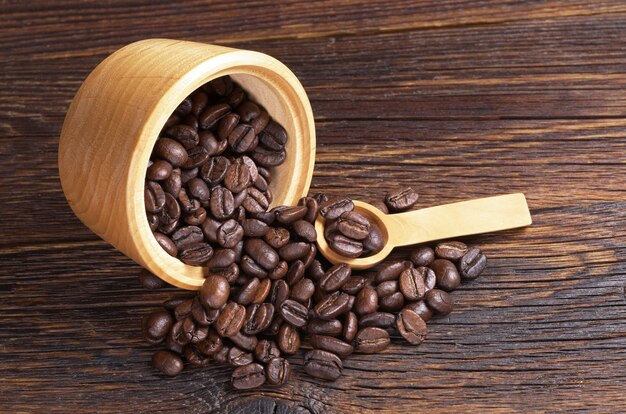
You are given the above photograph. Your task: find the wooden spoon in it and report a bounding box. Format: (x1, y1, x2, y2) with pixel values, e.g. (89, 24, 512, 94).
(315, 193, 532, 269)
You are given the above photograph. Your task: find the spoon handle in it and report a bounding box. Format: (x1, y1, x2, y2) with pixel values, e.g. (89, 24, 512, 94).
(385, 193, 532, 247)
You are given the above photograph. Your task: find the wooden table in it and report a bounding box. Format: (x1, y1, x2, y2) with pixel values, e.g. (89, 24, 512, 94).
(2, 1, 625, 412)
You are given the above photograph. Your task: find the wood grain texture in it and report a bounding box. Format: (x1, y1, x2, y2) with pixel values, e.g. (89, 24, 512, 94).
(1, 0, 625, 412)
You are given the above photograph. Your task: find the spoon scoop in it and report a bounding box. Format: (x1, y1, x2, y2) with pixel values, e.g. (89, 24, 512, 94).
(315, 193, 532, 269)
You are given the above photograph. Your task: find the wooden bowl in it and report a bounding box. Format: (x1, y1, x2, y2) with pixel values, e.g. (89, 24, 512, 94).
(59, 39, 316, 290)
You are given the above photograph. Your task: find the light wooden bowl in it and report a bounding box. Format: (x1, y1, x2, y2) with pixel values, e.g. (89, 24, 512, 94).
(59, 39, 316, 290)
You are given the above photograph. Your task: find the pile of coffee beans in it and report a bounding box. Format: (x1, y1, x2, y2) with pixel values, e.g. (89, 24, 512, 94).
(144, 75, 288, 264)
(322, 187, 419, 258)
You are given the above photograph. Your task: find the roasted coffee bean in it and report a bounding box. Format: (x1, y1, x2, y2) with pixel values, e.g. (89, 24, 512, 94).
(180, 167, 199, 185)
(227, 86, 246, 107)
(171, 225, 203, 251)
(319, 196, 354, 220)
(236, 101, 261, 123)
(266, 357, 290, 386)
(255, 339, 280, 363)
(243, 303, 274, 335)
(355, 327, 390, 354)
(435, 241, 468, 261)
(228, 123, 257, 153)
(278, 323, 300, 355)
(314, 291, 351, 320)
(270, 280, 290, 307)
(307, 319, 343, 337)
(355, 287, 378, 315)
(279, 299, 309, 328)
(319, 263, 351, 293)
(410, 246, 435, 266)
(163, 114, 180, 129)
(291, 220, 316, 243)
(199, 103, 230, 129)
(142, 310, 174, 344)
(403, 301, 433, 322)
(138, 269, 168, 290)
(154, 232, 177, 257)
(251, 146, 286, 167)
(215, 302, 246, 337)
(369, 199, 389, 214)
(396, 309, 427, 345)
(206, 248, 236, 269)
(285, 260, 305, 286)
(459, 246, 487, 280)
(264, 227, 290, 249)
(279, 242, 310, 262)
(242, 187, 270, 213)
(184, 345, 211, 367)
(244, 239, 279, 271)
(250, 210, 275, 225)
(174, 97, 192, 116)
(302, 243, 318, 269)
(177, 188, 200, 214)
(183, 146, 210, 169)
(216, 219, 244, 248)
(158, 216, 179, 235)
(198, 329, 223, 355)
(252, 278, 271, 304)
(376, 260, 412, 283)
(152, 351, 184, 376)
(217, 112, 240, 140)
(240, 255, 268, 278)
(379, 291, 404, 312)
(290, 278, 315, 303)
(399, 267, 427, 301)
(165, 124, 199, 150)
(191, 298, 213, 326)
(343, 311, 358, 342)
(237, 277, 260, 305)
(340, 276, 364, 295)
(385, 187, 419, 212)
(230, 331, 259, 352)
(147, 212, 160, 231)
(164, 333, 182, 355)
(376, 280, 398, 298)
(163, 297, 187, 311)
(362, 223, 385, 254)
(200, 217, 221, 244)
(425, 289, 453, 315)
(210, 76, 233, 97)
(189, 324, 209, 344)
(275, 206, 308, 225)
(310, 335, 354, 357)
(268, 260, 288, 280)
(328, 234, 363, 258)
(337, 211, 371, 240)
(431, 259, 461, 291)
(201, 156, 230, 185)
(145, 181, 166, 213)
(200, 131, 228, 156)
(298, 196, 319, 223)
(229, 346, 255, 367)
(154, 137, 188, 167)
(182, 207, 207, 226)
(224, 161, 251, 193)
(307, 259, 326, 282)
(173, 298, 194, 321)
(169, 319, 190, 346)
(259, 120, 287, 149)
(304, 350, 342, 381)
(212, 263, 240, 283)
(163, 167, 182, 196)
(210, 187, 235, 220)
(213, 344, 230, 364)
(241, 218, 269, 237)
(200, 275, 230, 309)
(232, 362, 265, 389)
(419, 266, 437, 291)
(147, 160, 172, 181)
(191, 91, 208, 116)
(250, 110, 270, 135)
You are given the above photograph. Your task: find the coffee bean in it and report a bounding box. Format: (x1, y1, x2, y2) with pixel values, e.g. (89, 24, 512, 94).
(310, 335, 354, 357)
(319, 196, 354, 220)
(163, 167, 182, 197)
(342, 276, 365, 295)
(355, 327, 390, 354)
(252, 278, 271, 304)
(278, 242, 311, 261)
(200, 275, 230, 309)
(230, 331, 259, 352)
(243, 303, 274, 335)
(306, 260, 326, 282)
(180, 167, 199, 185)
(275, 206, 308, 225)
(264, 227, 290, 249)
(152, 351, 184, 376)
(228, 124, 258, 153)
(183, 207, 207, 226)
(304, 350, 342, 381)
(355, 287, 378, 315)
(179, 243, 213, 265)
(396, 308, 427, 345)
(210, 187, 235, 220)
(425, 289, 453, 315)
(236, 101, 261, 123)
(435, 241, 468, 261)
(362, 223, 385, 254)
(298, 196, 319, 223)
(278, 323, 300, 355)
(164, 114, 180, 129)
(169, 319, 190, 347)
(385, 187, 419, 212)
(240, 255, 268, 278)
(206, 248, 236, 269)
(241, 218, 269, 237)
(174, 298, 193, 320)
(314, 291, 351, 320)
(419, 266, 437, 291)
(266, 357, 290, 386)
(154, 137, 188, 167)
(231, 362, 265, 389)
(459, 246, 487, 280)
(209, 76, 234, 96)
(171, 225, 203, 251)
(198, 328, 223, 355)
(227, 85, 245, 107)
(163, 298, 187, 311)
(290, 278, 315, 303)
(229, 346, 255, 367)
(307, 319, 343, 336)
(279, 299, 309, 328)
(154, 232, 177, 256)
(174, 97, 192, 116)
(255, 339, 281, 363)
(268, 260, 289, 280)
(270, 280, 289, 308)
(201, 156, 230, 185)
(403, 301, 433, 322)
(224, 161, 251, 193)
(369, 199, 389, 214)
(147, 160, 173, 181)
(379, 291, 404, 312)
(343, 311, 358, 342)
(410, 246, 435, 266)
(328, 234, 363, 258)
(319, 263, 351, 293)
(211, 263, 240, 283)
(147, 213, 160, 231)
(142, 310, 173, 344)
(217, 112, 240, 140)
(138, 269, 168, 290)
(199, 103, 230, 129)
(258, 120, 287, 150)
(215, 301, 246, 337)
(191, 298, 214, 326)
(145, 181, 166, 213)
(213, 345, 230, 364)
(431, 259, 461, 291)
(337, 211, 371, 240)
(244, 239, 279, 271)
(200, 131, 228, 157)
(376, 260, 412, 283)
(177, 188, 200, 214)
(376, 280, 398, 298)
(242, 187, 270, 213)
(399, 267, 427, 301)
(215, 219, 244, 248)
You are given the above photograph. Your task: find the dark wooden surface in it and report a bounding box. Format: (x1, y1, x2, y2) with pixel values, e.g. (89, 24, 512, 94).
(2, 1, 626, 412)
